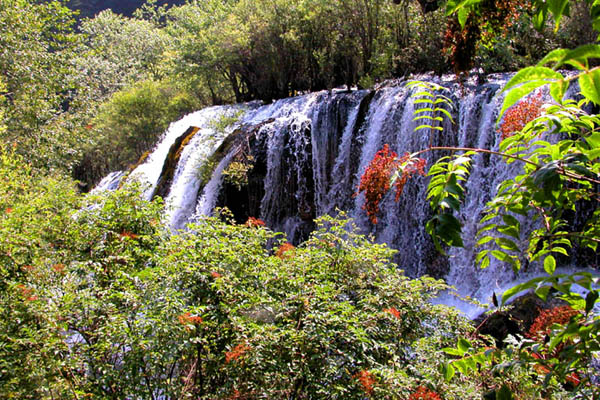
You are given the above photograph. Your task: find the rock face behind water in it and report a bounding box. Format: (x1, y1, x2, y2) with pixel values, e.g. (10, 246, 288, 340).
(104, 76, 594, 317)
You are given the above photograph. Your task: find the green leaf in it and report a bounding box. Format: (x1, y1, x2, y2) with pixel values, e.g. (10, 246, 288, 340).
(533, 5, 548, 31)
(496, 384, 514, 400)
(547, 0, 569, 32)
(441, 362, 455, 381)
(491, 250, 512, 263)
(496, 237, 519, 252)
(445, 0, 482, 16)
(579, 69, 600, 105)
(544, 255, 557, 275)
(503, 66, 564, 92)
(457, 7, 469, 28)
(502, 277, 546, 305)
(443, 347, 466, 356)
(457, 338, 471, 353)
(501, 214, 520, 229)
(563, 44, 600, 69)
(452, 359, 469, 374)
(500, 81, 551, 119)
(585, 291, 599, 314)
(535, 285, 551, 301)
(476, 236, 494, 246)
(498, 225, 520, 240)
(480, 255, 490, 269)
(537, 48, 569, 67)
(549, 80, 568, 103)
(586, 132, 600, 148)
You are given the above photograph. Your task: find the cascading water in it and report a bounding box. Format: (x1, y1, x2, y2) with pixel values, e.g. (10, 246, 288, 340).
(104, 74, 590, 317)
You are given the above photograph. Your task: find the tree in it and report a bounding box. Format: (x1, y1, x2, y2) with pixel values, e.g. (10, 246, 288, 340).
(0, 0, 79, 172)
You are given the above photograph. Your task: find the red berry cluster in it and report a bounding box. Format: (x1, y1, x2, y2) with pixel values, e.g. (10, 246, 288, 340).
(499, 92, 543, 140)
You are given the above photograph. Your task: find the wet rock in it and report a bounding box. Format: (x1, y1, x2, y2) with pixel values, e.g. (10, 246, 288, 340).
(474, 292, 566, 347)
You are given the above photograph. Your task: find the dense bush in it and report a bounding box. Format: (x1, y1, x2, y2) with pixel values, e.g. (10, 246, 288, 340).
(2, 145, 557, 398)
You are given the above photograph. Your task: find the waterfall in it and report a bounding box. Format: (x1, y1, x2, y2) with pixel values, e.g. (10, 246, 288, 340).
(101, 75, 589, 317)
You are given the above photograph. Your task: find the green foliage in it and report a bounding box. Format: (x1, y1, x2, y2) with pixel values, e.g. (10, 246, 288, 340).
(408, 81, 455, 133)
(222, 157, 254, 190)
(0, 147, 485, 398)
(0, 0, 80, 171)
(407, 81, 600, 398)
(76, 79, 200, 186)
(425, 152, 474, 250)
(0, 145, 489, 398)
(75, 9, 172, 102)
(146, 213, 472, 398)
(209, 110, 243, 135)
(2, 0, 587, 181)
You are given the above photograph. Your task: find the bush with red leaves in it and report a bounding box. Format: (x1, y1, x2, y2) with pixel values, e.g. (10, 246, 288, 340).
(408, 386, 443, 400)
(357, 145, 426, 224)
(527, 305, 580, 342)
(357, 144, 399, 224)
(499, 92, 543, 140)
(354, 370, 377, 395)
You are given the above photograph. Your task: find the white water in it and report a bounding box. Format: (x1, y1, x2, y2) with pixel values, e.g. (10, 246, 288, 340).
(96, 75, 595, 316)
(129, 106, 245, 201)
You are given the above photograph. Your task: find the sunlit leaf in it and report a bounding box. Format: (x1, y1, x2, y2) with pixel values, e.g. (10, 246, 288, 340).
(544, 255, 556, 275)
(579, 69, 600, 105)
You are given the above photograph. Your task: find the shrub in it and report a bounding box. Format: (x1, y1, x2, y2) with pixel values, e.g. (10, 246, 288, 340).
(145, 213, 476, 398)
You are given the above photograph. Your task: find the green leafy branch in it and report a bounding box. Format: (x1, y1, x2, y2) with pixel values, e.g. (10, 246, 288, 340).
(407, 80, 455, 138)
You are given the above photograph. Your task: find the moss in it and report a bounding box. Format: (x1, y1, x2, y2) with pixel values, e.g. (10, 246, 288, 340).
(208, 110, 244, 135)
(127, 150, 152, 172)
(195, 118, 275, 204)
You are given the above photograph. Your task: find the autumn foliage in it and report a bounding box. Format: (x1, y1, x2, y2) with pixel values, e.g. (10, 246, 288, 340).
(245, 217, 266, 227)
(527, 305, 580, 341)
(499, 92, 543, 140)
(354, 370, 377, 395)
(226, 343, 251, 363)
(408, 386, 443, 400)
(384, 307, 401, 319)
(395, 153, 427, 200)
(357, 144, 399, 224)
(526, 306, 582, 386)
(276, 242, 295, 259)
(178, 312, 204, 326)
(357, 145, 426, 224)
